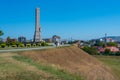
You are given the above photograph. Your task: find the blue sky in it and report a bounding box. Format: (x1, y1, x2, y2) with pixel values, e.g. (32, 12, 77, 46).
(0, 0, 120, 40)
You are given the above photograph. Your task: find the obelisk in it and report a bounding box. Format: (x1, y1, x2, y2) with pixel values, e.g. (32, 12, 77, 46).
(33, 8, 42, 42)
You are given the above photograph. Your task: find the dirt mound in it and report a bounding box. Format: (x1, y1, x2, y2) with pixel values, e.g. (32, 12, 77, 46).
(20, 46, 116, 80)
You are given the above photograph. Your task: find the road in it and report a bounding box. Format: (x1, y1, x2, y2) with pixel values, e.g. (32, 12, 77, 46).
(0, 44, 70, 53)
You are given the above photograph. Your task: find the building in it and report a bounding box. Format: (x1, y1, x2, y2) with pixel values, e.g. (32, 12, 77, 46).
(6, 39, 17, 43)
(52, 35, 61, 46)
(18, 36, 26, 43)
(106, 38, 114, 42)
(61, 40, 68, 44)
(106, 46, 119, 52)
(43, 38, 52, 43)
(52, 35, 61, 43)
(98, 46, 119, 53)
(33, 8, 42, 42)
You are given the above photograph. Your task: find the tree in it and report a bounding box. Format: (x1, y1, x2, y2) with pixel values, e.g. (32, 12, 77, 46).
(94, 41, 105, 47)
(0, 30, 4, 42)
(6, 36, 11, 47)
(104, 49, 111, 55)
(41, 42, 48, 46)
(6, 36, 11, 42)
(0, 30, 4, 36)
(82, 46, 99, 55)
(107, 42, 118, 47)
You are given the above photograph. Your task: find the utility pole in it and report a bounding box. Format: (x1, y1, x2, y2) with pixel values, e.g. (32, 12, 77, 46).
(105, 33, 107, 47)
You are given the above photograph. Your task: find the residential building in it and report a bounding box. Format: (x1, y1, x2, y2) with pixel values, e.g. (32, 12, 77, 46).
(106, 38, 115, 42)
(52, 35, 61, 43)
(43, 38, 52, 43)
(18, 36, 26, 43)
(52, 35, 61, 46)
(98, 46, 119, 53)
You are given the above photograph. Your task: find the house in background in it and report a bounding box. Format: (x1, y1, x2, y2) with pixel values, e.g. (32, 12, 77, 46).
(52, 35, 61, 46)
(106, 46, 119, 53)
(43, 38, 52, 43)
(18, 36, 26, 43)
(98, 46, 119, 53)
(106, 38, 115, 42)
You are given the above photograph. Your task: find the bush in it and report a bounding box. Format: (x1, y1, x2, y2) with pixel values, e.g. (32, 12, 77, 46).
(82, 46, 99, 55)
(10, 42, 16, 45)
(6, 42, 10, 47)
(11, 45, 17, 47)
(1, 44, 6, 48)
(19, 44, 25, 47)
(16, 42, 21, 47)
(32, 44, 36, 47)
(26, 44, 31, 47)
(41, 42, 48, 46)
(36, 43, 41, 46)
(115, 52, 120, 56)
(104, 49, 111, 55)
(94, 41, 105, 47)
(107, 42, 118, 47)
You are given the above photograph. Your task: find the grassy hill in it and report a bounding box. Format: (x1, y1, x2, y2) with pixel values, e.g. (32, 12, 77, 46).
(95, 56, 120, 80)
(0, 46, 117, 80)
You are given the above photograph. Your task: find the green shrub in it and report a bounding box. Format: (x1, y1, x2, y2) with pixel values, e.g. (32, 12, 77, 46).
(26, 44, 31, 47)
(82, 46, 99, 55)
(6, 42, 10, 47)
(10, 42, 16, 45)
(16, 42, 21, 47)
(1, 44, 6, 48)
(36, 43, 41, 46)
(11, 45, 17, 47)
(107, 42, 118, 47)
(115, 52, 120, 56)
(104, 49, 111, 55)
(19, 44, 25, 47)
(33, 44, 36, 47)
(41, 42, 48, 46)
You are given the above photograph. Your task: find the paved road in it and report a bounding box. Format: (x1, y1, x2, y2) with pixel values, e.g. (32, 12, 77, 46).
(0, 44, 70, 53)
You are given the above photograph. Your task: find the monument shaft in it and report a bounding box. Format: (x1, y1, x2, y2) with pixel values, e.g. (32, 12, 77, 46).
(34, 8, 42, 42)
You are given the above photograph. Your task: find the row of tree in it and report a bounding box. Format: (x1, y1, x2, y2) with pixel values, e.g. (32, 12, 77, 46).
(0, 42, 48, 48)
(82, 46, 120, 56)
(94, 41, 118, 47)
(0, 30, 49, 48)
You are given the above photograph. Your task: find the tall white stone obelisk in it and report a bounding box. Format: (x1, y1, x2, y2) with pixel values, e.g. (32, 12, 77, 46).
(33, 8, 42, 42)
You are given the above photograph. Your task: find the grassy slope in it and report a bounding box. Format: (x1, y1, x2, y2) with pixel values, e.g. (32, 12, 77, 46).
(13, 55, 84, 80)
(19, 46, 116, 80)
(0, 46, 118, 80)
(95, 56, 120, 80)
(0, 53, 83, 80)
(0, 53, 59, 80)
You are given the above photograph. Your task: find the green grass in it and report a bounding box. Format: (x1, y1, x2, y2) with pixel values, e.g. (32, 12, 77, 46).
(0, 57, 23, 72)
(0, 46, 42, 50)
(95, 56, 120, 80)
(0, 71, 48, 80)
(13, 55, 84, 80)
(0, 57, 41, 80)
(0, 55, 60, 80)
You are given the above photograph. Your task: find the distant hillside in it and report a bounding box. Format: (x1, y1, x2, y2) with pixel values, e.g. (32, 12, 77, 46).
(101, 36, 120, 42)
(20, 46, 116, 80)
